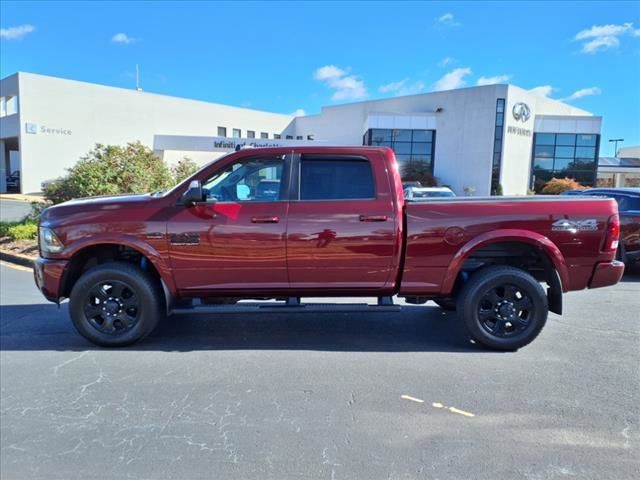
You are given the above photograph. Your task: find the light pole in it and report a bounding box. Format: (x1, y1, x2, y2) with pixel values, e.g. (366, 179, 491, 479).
(609, 138, 624, 157)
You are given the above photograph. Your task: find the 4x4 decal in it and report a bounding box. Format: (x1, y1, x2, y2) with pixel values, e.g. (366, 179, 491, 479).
(551, 219, 598, 233)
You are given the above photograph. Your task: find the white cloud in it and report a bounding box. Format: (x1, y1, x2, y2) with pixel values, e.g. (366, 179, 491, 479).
(574, 22, 636, 53)
(476, 74, 512, 86)
(313, 65, 367, 101)
(112, 32, 136, 44)
(0, 24, 35, 40)
(529, 85, 555, 98)
(379, 79, 425, 96)
(438, 56, 455, 68)
(436, 13, 461, 27)
(559, 87, 602, 102)
(291, 109, 306, 116)
(433, 67, 471, 91)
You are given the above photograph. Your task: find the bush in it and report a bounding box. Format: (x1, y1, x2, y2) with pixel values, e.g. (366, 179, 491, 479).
(171, 157, 199, 184)
(401, 160, 437, 187)
(541, 177, 584, 195)
(44, 142, 174, 204)
(0, 222, 18, 237)
(6, 221, 38, 240)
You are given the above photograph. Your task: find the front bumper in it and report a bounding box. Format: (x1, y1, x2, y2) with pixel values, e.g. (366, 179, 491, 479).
(588, 260, 625, 289)
(33, 257, 69, 302)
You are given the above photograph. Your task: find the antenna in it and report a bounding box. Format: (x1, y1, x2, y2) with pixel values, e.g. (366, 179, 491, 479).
(135, 64, 143, 91)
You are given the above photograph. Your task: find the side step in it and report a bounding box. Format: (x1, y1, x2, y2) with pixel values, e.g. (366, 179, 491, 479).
(171, 297, 401, 315)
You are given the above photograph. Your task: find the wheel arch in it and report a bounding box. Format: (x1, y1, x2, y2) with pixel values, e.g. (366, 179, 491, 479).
(60, 239, 176, 311)
(442, 230, 568, 314)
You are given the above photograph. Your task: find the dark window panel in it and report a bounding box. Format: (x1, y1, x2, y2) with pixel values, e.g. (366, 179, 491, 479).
(392, 129, 412, 142)
(217, 126, 227, 137)
(535, 133, 556, 145)
(496, 113, 504, 127)
(260, 132, 269, 139)
(555, 146, 575, 158)
(412, 130, 433, 142)
(495, 128, 503, 140)
(300, 158, 375, 200)
(371, 129, 392, 143)
(553, 157, 572, 170)
(556, 133, 576, 146)
(575, 146, 596, 158)
(410, 155, 432, 164)
(577, 134, 597, 146)
(533, 157, 553, 170)
(411, 142, 431, 155)
(535, 145, 555, 158)
(394, 142, 412, 155)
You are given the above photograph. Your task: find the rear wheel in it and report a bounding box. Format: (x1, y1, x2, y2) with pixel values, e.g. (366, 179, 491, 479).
(457, 266, 548, 350)
(69, 262, 163, 347)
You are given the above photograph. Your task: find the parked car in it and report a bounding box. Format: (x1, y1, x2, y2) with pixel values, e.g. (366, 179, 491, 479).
(562, 188, 639, 266)
(34, 147, 624, 350)
(5, 170, 20, 193)
(404, 186, 455, 200)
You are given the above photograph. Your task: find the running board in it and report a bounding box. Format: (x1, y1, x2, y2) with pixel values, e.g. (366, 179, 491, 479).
(171, 299, 401, 315)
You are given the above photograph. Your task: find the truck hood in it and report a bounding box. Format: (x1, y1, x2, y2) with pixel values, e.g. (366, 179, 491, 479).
(40, 193, 155, 224)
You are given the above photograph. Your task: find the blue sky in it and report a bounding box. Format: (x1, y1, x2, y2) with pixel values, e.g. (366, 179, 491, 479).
(1, 0, 639, 155)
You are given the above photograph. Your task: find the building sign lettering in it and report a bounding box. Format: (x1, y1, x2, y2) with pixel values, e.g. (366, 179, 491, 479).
(507, 125, 532, 137)
(25, 122, 72, 136)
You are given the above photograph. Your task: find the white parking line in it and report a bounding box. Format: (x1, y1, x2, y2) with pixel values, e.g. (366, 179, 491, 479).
(0, 261, 33, 273)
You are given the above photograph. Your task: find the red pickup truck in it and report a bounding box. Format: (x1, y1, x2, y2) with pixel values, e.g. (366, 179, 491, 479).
(34, 147, 624, 350)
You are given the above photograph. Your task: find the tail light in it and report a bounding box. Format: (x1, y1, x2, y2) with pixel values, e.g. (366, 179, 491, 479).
(602, 213, 620, 253)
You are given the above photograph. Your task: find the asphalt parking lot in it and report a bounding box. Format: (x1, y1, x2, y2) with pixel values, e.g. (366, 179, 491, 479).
(1, 261, 638, 480)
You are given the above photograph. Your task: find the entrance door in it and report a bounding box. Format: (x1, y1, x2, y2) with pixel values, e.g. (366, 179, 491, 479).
(168, 154, 290, 293)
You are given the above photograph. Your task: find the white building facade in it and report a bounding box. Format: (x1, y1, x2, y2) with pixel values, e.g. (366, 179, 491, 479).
(1, 72, 602, 195)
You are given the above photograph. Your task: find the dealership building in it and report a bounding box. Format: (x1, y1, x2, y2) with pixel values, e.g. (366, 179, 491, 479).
(0, 71, 615, 195)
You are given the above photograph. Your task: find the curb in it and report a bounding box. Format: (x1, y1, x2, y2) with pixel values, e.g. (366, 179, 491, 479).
(0, 250, 35, 268)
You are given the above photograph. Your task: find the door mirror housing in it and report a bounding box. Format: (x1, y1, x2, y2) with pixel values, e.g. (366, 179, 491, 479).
(181, 180, 204, 206)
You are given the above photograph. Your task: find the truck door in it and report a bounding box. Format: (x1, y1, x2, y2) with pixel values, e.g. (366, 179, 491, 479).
(168, 154, 290, 293)
(286, 152, 398, 291)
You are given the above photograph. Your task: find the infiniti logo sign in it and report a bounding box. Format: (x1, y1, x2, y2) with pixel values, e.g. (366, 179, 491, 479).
(512, 102, 531, 122)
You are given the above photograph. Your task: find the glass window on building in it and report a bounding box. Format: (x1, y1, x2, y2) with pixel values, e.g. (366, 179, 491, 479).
(531, 132, 600, 192)
(491, 98, 506, 194)
(296, 136, 303, 140)
(217, 126, 227, 137)
(286, 135, 293, 139)
(261, 132, 269, 139)
(247, 130, 255, 138)
(363, 128, 436, 177)
(274, 134, 281, 139)
(232, 128, 241, 138)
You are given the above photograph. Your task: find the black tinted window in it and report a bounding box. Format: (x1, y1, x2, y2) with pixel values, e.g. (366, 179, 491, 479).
(300, 158, 375, 200)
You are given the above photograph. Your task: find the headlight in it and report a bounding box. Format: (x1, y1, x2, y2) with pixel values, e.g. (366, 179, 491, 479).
(39, 227, 64, 255)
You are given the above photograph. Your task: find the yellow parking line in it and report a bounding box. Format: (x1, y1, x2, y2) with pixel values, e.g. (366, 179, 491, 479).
(401, 395, 425, 403)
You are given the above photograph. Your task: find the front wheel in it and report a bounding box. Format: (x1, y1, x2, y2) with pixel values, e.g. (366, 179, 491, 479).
(457, 266, 548, 350)
(69, 262, 164, 347)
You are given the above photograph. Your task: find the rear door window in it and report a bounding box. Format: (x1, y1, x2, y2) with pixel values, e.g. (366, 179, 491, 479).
(299, 157, 375, 200)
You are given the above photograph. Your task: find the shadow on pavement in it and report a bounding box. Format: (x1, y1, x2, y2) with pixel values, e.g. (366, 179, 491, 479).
(0, 302, 488, 353)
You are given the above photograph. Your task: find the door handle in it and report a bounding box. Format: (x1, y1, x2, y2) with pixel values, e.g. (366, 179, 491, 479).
(251, 216, 280, 223)
(359, 214, 387, 222)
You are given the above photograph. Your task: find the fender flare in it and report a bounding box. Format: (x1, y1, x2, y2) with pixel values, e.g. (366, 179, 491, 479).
(441, 229, 569, 295)
(61, 235, 178, 297)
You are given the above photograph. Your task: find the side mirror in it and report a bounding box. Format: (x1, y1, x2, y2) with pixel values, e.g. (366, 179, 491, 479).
(181, 180, 204, 206)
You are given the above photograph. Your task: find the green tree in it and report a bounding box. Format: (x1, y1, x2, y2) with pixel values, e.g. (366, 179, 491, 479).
(400, 160, 437, 187)
(171, 157, 199, 184)
(44, 142, 174, 204)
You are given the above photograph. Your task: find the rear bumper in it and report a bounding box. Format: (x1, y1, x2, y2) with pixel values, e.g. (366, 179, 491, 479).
(33, 257, 68, 302)
(588, 260, 625, 289)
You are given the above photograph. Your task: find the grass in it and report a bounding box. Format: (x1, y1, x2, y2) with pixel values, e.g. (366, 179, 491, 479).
(0, 221, 38, 240)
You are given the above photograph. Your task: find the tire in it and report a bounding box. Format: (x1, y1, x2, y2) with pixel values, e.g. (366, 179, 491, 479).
(434, 299, 457, 311)
(457, 266, 548, 351)
(69, 262, 164, 347)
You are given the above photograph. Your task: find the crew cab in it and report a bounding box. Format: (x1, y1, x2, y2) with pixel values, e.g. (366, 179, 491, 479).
(34, 147, 624, 350)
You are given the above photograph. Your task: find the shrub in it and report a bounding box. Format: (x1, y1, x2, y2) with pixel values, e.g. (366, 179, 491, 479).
(7, 222, 38, 240)
(44, 142, 174, 204)
(541, 177, 584, 195)
(171, 157, 199, 184)
(0, 222, 19, 237)
(401, 160, 437, 187)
